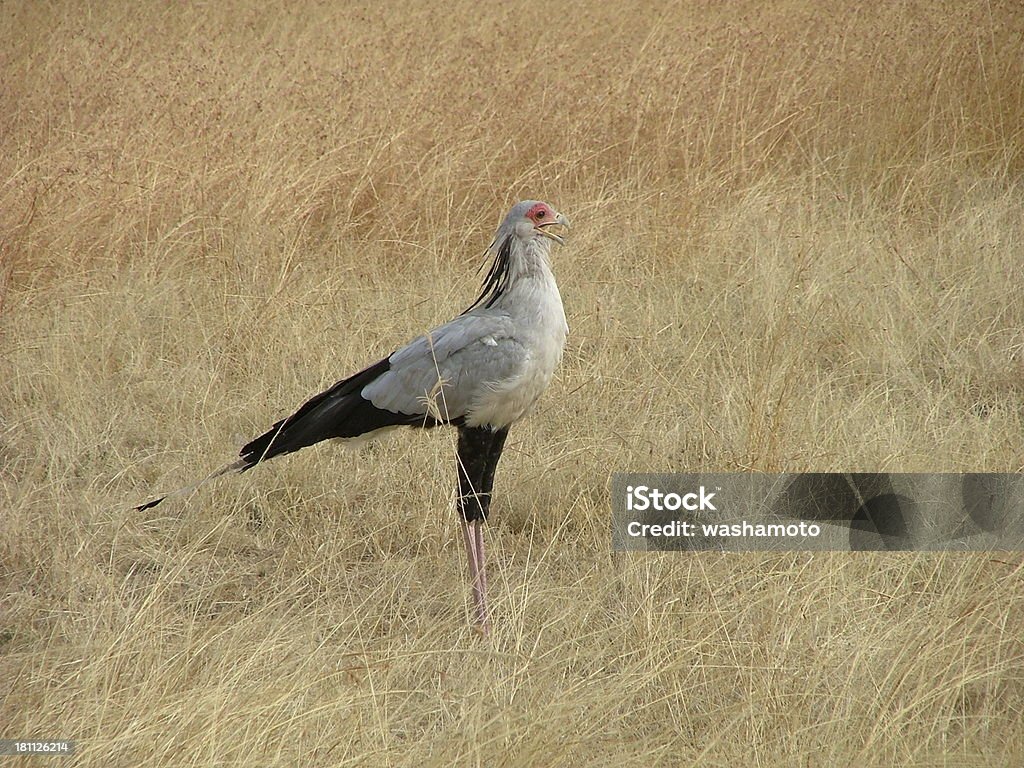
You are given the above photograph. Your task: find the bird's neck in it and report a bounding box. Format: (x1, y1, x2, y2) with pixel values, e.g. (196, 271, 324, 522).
(506, 237, 556, 289)
(497, 239, 567, 336)
(467, 235, 566, 339)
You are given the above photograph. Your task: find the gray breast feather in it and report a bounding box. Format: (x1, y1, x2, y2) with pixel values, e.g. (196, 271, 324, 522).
(361, 313, 528, 421)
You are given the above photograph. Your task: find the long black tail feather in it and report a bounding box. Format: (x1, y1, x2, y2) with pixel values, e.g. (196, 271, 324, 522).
(133, 458, 247, 511)
(135, 356, 438, 512)
(238, 356, 434, 468)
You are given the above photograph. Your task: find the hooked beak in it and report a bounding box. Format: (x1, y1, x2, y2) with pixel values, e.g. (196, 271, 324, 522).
(536, 212, 570, 245)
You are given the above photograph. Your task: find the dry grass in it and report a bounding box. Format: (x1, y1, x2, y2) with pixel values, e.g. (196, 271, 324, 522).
(2, 0, 1024, 765)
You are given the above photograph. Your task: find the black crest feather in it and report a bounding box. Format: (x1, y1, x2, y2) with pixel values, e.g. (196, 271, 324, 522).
(464, 235, 512, 312)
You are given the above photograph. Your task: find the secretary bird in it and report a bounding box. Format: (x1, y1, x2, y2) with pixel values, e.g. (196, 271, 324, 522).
(136, 200, 570, 633)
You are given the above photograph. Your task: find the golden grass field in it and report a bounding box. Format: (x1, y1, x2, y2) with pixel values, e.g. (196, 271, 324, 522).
(3, 0, 1024, 764)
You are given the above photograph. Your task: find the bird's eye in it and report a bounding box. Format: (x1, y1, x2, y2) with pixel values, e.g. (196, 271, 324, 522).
(536, 210, 546, 219)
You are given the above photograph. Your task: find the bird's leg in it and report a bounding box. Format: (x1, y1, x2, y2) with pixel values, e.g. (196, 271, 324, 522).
(482, 427, 509, 499)
(456, 426, 508, 634)
(457, 426, 492, 631)
(459, 518, 487, 631)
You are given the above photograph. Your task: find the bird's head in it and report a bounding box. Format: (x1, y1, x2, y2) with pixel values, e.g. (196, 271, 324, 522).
(471, 200, 570, 310)
(500, 200, 571, 246)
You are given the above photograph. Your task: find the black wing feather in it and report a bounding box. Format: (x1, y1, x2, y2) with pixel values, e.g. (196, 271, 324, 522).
(238, 356, 436, 468)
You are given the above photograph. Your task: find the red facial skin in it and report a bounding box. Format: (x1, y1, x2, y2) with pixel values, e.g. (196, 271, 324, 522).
(525, 202, 557, 225)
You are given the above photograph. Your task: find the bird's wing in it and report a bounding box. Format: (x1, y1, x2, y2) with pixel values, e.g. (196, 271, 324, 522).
(361, 311, 527, 422)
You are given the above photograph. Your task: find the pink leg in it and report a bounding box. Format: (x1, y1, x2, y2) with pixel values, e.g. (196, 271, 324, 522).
(461, 519, 490, 635)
